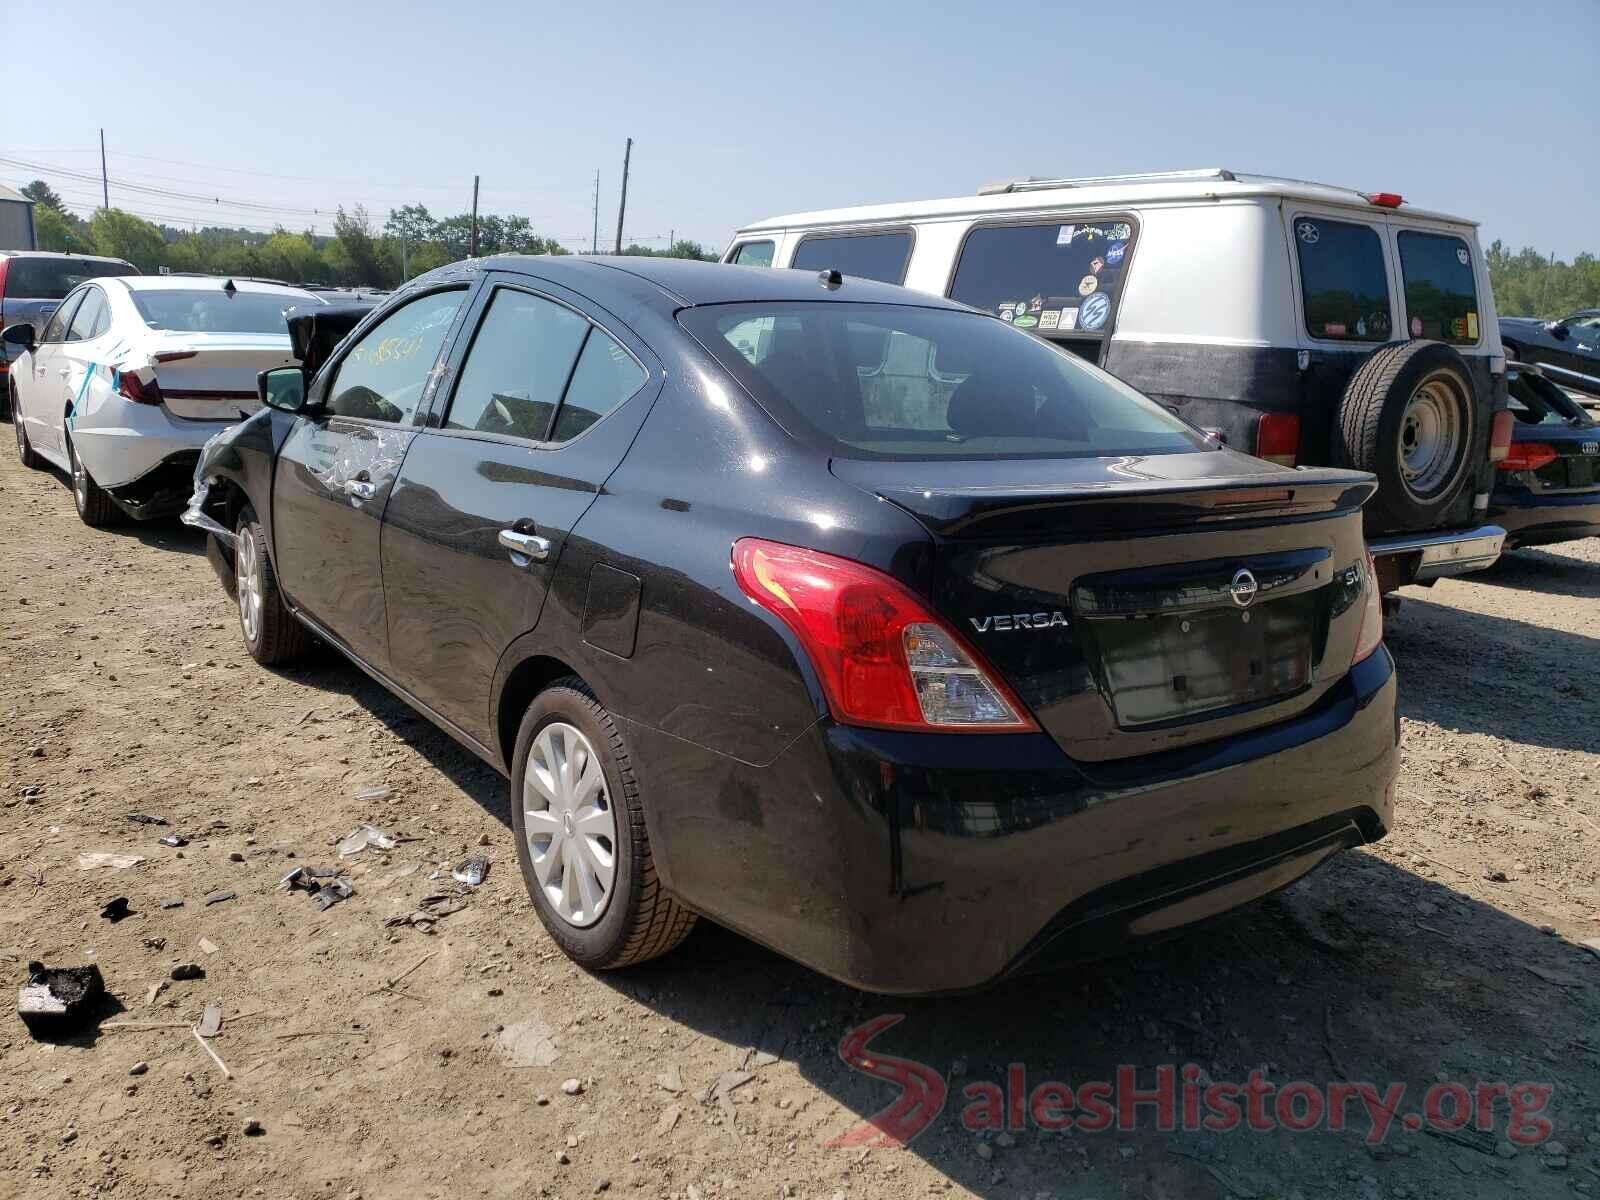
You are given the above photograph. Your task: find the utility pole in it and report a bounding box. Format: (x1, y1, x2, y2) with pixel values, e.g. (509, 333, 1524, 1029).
(613, 137, 632, 255)
(470, 175, 481, 258)
(591, 171, 600, 255)
(99, 129, 109, 210)
(669, 228, 675, 253)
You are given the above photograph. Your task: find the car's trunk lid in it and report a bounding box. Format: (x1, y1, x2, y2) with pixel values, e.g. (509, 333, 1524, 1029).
(831, 449, 1378, 762)
(1525, 424, 1600, 493)
(144, 333, 296, 421)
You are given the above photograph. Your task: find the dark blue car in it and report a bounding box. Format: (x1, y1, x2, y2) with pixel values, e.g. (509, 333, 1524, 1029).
(1488, 361, 1600, 548)
(1499, 310, 1600, 398)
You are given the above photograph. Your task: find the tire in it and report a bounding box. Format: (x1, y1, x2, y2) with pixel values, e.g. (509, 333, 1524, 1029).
(12, 382, 41, 469)
(1335, 340, 1477, 532)
(510, 679, 695, 970)
(67, 434, 125, 527)
(234, 506, 311, 666)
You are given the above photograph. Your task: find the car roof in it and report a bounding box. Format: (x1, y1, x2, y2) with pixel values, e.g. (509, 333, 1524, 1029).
(735, 168, 1477, 235)
(0, 250, 135, 265)
(475, 253, 973, 311)
(107, 275, 323, 299)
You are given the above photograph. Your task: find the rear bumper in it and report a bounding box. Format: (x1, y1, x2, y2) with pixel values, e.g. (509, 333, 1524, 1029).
(72, 396, 237, 491)
(1489, 488, 1600, 549)
(627, 648, 1399, 994)
(105, 451, 201, 520)
(1368, 523, 1505, 586)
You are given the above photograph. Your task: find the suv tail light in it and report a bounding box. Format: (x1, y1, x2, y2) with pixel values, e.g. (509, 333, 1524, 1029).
(0, 255, 10, 300)
(117, 368, 164, 407)
(731, 538, 1037, 733)
(1488, 409, 1514, 463)
(1364, 192, 1405, 208)
(1255, 413, 1299, 467)
(1353, 549, 1383, 665)
(1498, 442, 1558, 472)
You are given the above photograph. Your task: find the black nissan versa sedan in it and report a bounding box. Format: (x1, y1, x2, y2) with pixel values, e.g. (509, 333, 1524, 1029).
(186, 255, 1398, 994)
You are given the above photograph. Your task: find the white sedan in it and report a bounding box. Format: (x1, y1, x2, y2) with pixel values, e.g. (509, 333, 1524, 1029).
(4, 276, 324, 525)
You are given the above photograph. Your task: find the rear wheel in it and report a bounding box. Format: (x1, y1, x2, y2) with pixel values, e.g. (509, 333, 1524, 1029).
(13, 383, 40, 469)
(1336, 340, 1476, 531)
(234, 506, 311, 665)
(67, 435, 124, 527)
(510, 679, 696, 969)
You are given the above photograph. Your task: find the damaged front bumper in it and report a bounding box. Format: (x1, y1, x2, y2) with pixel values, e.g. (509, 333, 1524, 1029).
(180, 408, 273, 549)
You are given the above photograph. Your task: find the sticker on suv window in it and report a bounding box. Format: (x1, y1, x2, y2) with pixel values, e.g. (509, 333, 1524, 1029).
(1297, 221, 1320, 244)
(1079, 293, 1111, 331)
(1056, 226, 1075, 246)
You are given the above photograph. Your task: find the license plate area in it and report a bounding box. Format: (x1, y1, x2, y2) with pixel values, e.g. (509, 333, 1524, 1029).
(1086, 593, 1316, 728)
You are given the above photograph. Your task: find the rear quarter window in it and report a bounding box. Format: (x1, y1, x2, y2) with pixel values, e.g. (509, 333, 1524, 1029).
(1293, 217, 1391, 342)
(948, 219, 1135, 339)
(1398, 231, 1480, 345)
(5, 257, 136, 299)
(727, 241, 775, 268)
(789, 231, 912, 285)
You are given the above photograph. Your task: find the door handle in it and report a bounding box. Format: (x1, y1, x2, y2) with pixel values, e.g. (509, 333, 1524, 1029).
(498, 528, 551, 562)
(343, 479, 377, 501)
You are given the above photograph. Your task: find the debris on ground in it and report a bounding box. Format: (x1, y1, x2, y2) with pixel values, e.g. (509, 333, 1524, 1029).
(280, 865, 355, 911)
(18, 961, 107, 1034)
(384, 893, 468, 933)
(100, 897, 133, 923)
(158, 897, 184, 910)
(353, 785, 393, 804)
(313, 878, 354, 910)
(560, 1077, 584, 1095)
(451, 854, 489, 887)
(337, 823, 399, 857)
(126, 813, 168, 826)
(170, 963, 205, 981)
(242, 1118, 264, 1137)
(203, 890, 235, 907)
(197, 938, 219, 956)
(158, 835, 189, 848)
(78, 852, 145, 871)
(196, 1003, 223, 1038)
(129, 1061, 148, 1076)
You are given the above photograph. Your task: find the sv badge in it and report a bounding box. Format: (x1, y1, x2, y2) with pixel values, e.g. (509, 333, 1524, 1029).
(970, 611, 1070, 633)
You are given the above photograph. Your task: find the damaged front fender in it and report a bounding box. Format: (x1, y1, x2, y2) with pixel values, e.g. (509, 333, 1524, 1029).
(181, 408, 275, 547)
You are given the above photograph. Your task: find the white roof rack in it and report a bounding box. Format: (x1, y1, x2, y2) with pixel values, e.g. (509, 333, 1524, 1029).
(977, 168, 1238, 196)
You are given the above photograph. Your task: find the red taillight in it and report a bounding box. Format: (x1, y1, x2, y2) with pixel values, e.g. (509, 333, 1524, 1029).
(1352, 549, 1383, 665)
(731, 538, 1037, 733)
(1365, 192, 1404, 208)
(117, 369, 164, 406)
(1498, 442, 1559, 472)
(1255, 412, 1300, 467)
(0, 255, 10, 299)
(1487, 409, 1515, 463)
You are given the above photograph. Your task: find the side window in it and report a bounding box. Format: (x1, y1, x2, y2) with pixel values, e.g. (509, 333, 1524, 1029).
(728, 240, 775, 268)
(444, 289, 589, 440)
(550, 328, 647, 442)
(40, 290, 85, 343)
(949, 219, 1136, 339)
(66, 288, 107, 342)
(1398, 232, 1480, 345)
(790, 231, 913, 285)
(327, 289, 465, 424)
(1293, 217, 1391, 342)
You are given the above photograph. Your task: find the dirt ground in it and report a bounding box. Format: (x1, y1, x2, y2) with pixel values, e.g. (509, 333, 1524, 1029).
(2, 439, 1598, 1200)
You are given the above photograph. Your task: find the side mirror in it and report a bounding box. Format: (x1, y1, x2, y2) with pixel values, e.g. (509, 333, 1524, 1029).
(1546, 320, 1569, 339)
(258, 366, 308, 413)
(1, 323, 36, 351)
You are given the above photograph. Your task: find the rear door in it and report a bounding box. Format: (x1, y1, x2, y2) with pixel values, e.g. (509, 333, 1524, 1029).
(61, 286, 113, 444)
(271, 286, 472, 669)
(379, 274, 658, 740)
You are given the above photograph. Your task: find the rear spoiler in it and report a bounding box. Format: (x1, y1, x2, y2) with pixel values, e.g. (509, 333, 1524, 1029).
(285, 303, 373, 378)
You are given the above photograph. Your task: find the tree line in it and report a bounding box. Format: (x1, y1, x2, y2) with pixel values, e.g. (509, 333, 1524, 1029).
(19, 180, 1599, 316)
(18, 180, 716, 288)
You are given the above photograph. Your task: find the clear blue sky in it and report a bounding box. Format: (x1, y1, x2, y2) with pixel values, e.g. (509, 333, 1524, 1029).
(5, 0, 1595, 258)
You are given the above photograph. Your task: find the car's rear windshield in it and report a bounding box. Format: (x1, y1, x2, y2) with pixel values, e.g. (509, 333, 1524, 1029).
(129, 289, 320, 335)
(681, 302, 1209, 461)
(4, 257, 138, 300)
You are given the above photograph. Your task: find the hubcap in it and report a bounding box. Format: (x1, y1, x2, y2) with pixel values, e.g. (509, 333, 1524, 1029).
(236, 526, 263, 645)
(522, 721, 616, 928)
(1398, 374, 1463, 498)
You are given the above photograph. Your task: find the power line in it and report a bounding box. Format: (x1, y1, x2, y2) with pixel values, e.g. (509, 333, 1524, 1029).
(1, 154, 323, 216)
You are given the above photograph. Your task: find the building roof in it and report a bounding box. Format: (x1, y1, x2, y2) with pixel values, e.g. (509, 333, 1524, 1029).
(735, 168, 1476, 234)
(0, 183, 35, 205)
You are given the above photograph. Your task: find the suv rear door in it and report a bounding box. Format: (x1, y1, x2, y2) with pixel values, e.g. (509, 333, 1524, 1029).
(378, 272, 661, 742)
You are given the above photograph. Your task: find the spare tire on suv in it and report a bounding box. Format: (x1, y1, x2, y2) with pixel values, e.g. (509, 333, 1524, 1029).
(1335, 340, 1476, 532)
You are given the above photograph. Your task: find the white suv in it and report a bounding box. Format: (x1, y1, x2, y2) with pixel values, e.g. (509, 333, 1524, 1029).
(727, 168, 1510, 589)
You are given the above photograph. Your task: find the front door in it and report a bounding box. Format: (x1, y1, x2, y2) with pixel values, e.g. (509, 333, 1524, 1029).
(19, 287, 84, 457)
(271, 286, 471, 670)
(379, 277, 658, 742)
